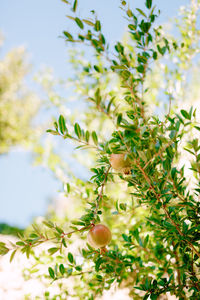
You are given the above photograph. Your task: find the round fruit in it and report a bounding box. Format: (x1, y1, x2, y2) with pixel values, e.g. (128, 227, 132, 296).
(87, 224, 112, 248)
(110, 153, 131, 174)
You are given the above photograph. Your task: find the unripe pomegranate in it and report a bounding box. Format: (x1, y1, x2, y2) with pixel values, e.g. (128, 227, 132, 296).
(87, 224, 111, 248)
(110, 153, 131, 174)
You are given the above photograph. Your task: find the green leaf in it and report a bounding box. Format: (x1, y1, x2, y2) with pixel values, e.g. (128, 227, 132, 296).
(66, 15, 75, 21)
(16, 241, 25, 246)
(157, 45, 167, 55)
(72, 0, 78, 12)
(58, 115, 67, 134)
(169, 130, 176, 139)
(75, 265, 82, 271)
(145, 277, 149, 289)
(75, 17, 84, 29)
(132, 229, 139, 243)
(163, 158, 171, 171)
(152, 51, 157, 60)
(115, 200, 119, 211)
(136, 8, 147, 17)
(61, 0, 70, 4)
(137, 65, 144, 73)
(66, 182, 70, 193)
(92, 131, 98, 145)
(71, 220, 85, 226)
(174, 113, 184, 124)
(184, 148, 195, 156)
(10, 249, 17, 262)
(59, 264, 65, 275)
(128, 24, 136, 31)
(29, 233, 38, 239)
(48, 247, 59, 255)
(119, 203, 127, 211)
(107, 97, 115, 113)
(63, 31, 73, 40)
(68, 252, 74, 263)
(117, 113, 122, 126)
(55, 226, 64, 234)
(194, 126, 200, 131)
(144, 235, 149, 248)
(171, 167, 176, 179)
(46, 129, 59, 136)
(127, 9, 133, 17)
(26, 246, 30, 259)
(95, 20, 101, 31)
(43, 220, 54, 228)
(62, 238, 67, 248)
(180, 109, 190, 120)
(122, 233, 129, 242)
(48, 267, 55, 279)
(188, 106, 193, 119)
(74, 123, 82, 138)
(0, 242, 9, 256)
(95, 257, 104, 272)
(95, 88, 101, 105)
(145, 0, 152, 9)
(85, 130, 90, 142)
(82, 19, 94, 26)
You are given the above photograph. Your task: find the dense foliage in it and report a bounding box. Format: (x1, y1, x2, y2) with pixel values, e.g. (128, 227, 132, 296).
(1, 0, 200, 299)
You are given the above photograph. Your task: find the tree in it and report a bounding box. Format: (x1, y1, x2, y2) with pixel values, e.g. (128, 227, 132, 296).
(0, 34, 39, 154)
(1, 0, 200, 299)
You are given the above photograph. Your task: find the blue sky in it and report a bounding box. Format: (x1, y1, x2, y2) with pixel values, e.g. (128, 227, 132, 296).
(0, 0, 189, 228)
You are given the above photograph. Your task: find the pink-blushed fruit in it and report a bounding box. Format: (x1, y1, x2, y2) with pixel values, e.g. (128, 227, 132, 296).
(87, 224, 112, 248)
(110, 153, 131, 174)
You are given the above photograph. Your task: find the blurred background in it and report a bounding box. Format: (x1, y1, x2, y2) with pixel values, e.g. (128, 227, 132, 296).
(0, 0, 190, 231)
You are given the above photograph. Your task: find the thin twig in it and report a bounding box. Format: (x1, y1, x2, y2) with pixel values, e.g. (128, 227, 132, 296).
(93, 165, 111, 219)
